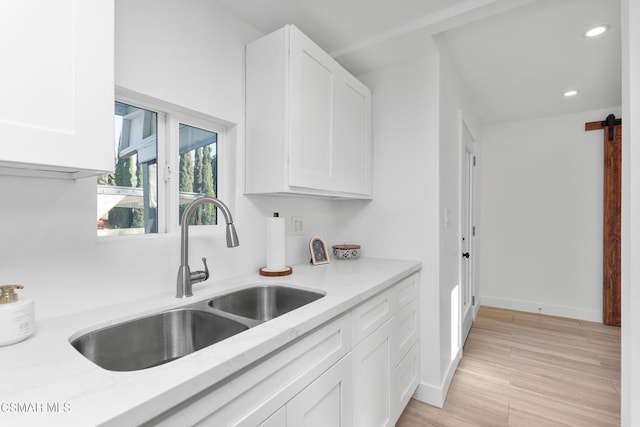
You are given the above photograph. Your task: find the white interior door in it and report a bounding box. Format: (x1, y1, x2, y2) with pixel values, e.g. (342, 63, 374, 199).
(461, 122, 476, 343)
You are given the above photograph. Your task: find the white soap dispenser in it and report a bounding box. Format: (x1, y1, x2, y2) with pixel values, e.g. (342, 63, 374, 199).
(0, 285, 35, 346)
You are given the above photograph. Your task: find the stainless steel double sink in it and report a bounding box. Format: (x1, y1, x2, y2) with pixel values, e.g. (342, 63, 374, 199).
(70, 284, 325, 372)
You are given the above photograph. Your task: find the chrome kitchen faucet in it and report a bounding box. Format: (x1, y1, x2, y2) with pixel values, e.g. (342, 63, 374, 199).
(176, 197, 239, 298)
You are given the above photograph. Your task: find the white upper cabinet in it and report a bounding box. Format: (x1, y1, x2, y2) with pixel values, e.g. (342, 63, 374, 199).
(0, 0, 114, 179)
(245, 25, 372, 199)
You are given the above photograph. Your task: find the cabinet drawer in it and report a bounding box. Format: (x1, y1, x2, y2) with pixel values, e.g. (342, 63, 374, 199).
(392, 300, 419, 366)
(394, 273, 419, 312)
(352, 288, 393, 346)
(391, 341, 420, 425)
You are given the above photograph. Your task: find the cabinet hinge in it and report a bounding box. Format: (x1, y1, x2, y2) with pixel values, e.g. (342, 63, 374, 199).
(473, 156, 477, 167)
(472, 296, 475, 305)
(472, 226, 476, 236)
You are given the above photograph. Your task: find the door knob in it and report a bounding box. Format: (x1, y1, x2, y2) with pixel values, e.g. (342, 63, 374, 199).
(462, 252, 470, 259)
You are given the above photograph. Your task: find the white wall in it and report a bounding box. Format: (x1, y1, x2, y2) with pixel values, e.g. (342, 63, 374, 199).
(621, 1, 640, 425)
(334, 55, 442, 394)
(478, 107, 620, 321)
(115, 0, 249, 126)
(0, 0, 341, 321)
(436, 46, 480, 400)
(337, 40, 482, 409)
(336, 45, 482, 407)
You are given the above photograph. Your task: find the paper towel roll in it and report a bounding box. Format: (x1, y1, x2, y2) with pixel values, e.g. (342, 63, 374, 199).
(265, 213, 286, 271)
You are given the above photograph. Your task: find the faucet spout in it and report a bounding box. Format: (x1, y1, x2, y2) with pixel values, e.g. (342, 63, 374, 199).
(176, 197, 239, 298)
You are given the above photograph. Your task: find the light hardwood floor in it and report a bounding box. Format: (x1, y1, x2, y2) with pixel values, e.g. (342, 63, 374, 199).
(397, 306, 621, 426)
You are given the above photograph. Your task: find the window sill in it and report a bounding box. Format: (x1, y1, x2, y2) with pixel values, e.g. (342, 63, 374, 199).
(96, 224, 225, 244)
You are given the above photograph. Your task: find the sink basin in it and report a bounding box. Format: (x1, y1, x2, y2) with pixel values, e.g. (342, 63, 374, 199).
(71, 309, 248, 371)
(70, 284, 325, 371)
(208, 285, 325, 321)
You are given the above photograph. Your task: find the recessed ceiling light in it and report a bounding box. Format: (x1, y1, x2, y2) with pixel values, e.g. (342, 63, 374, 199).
(563, 90, 579, 97)
(585, 25, 610, 38)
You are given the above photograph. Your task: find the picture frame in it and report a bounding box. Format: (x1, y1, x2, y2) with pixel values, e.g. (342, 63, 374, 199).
(309, 237, 330, 265)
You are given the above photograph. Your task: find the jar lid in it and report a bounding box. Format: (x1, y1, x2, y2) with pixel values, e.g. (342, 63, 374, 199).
(0, 285, 23, 304)
(332, 244, 360, 250)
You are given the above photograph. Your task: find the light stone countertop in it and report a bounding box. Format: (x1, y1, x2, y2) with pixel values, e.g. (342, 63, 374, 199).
(0, 257, 421, 426)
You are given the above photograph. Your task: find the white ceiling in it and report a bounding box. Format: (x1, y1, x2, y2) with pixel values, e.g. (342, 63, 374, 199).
(217, 0, 622, 125)
(435, 0, 621, 124)
(215, 0, 468, 53)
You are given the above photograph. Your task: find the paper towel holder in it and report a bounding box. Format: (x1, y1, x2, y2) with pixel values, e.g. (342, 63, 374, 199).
(260, 212, 293, 276)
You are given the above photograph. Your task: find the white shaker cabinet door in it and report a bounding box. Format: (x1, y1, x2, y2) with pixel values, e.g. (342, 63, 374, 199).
(287, 354, 353, 427)
(352, 319, 393, 427)
(287, 27, 372, 196)
(333, 73, 372, 196)
(288, 26, 336, 192)
(245, 24, 372, 199)
(0, 0, 114, 178)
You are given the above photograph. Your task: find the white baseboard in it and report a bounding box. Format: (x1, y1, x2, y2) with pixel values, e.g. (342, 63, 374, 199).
(413, 348, 462, 408)
(480, 295, 601, 322)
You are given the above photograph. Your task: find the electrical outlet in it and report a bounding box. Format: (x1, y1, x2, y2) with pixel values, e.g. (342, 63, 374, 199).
(291, 216, 304, 235)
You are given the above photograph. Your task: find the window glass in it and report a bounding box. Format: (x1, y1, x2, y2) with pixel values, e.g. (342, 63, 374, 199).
(178, 124, 218, 225)
(97, 102, 158, 235)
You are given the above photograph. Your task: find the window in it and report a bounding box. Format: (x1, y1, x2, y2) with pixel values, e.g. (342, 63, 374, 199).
(97, 98, 222, 236)
(178, 124, 218, 226)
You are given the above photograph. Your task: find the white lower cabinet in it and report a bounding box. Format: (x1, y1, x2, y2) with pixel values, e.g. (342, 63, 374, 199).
(392, 300, 420, 367)
(152, 273, 420, 427)
(351, 287, 393, 346)
(352, 319, 393, 427)
(153, 314, 351, 427)
(351, 273, 420, 427)
(251, 354, 353, 427)
(286, 354, 353, 426)
(351, 277, 420, 427)
(392, 341, 420, 422)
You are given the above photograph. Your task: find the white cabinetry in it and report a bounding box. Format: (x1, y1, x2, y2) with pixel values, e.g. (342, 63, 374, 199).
(154, 314, 351, 427)
(392, 341, 420, 422)
(352, 319, 392, 427)
(0, 0, 114, 179)
(352, 273, 420, 427)
(351, 287, 394, 425)
(152, 272, 420, 427)
(245, 25, 372, 199)
(287, 354, 352, 426)
(390, 274, 420, 422)
(352, 287, 393, 345)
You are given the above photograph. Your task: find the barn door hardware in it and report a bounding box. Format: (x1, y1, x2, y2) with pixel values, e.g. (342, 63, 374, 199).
(603, 113, 621, 142)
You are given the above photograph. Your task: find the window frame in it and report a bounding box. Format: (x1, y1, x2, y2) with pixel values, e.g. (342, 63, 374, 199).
(166, 112, 228, 236)
(101, 87, 231, 239)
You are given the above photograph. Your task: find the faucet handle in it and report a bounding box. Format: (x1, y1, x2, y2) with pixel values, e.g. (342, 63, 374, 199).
(201, 257, 209, 279)
(190, 257, 210, 284)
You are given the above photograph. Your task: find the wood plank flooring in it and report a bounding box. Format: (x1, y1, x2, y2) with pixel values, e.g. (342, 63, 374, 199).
(396, 306, 621, 426)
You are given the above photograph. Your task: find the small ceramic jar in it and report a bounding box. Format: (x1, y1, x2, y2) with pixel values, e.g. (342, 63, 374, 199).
(332, 244, 361, 260)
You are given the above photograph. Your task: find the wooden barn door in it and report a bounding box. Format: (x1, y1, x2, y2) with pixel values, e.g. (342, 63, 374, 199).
(586, 114, 621, 326)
